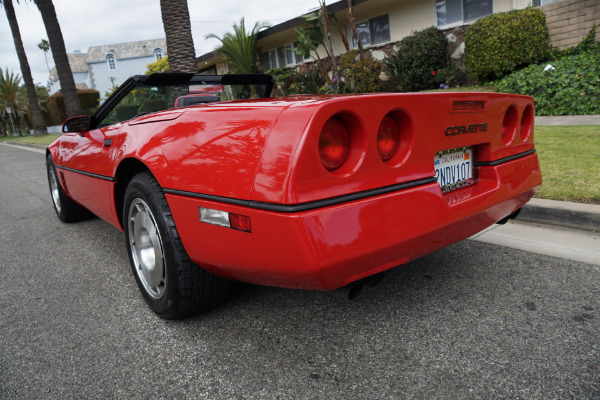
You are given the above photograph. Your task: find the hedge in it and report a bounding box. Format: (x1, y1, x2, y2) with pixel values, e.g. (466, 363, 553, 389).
(465, 8, 550, 81)
(45, 89, 100, 125)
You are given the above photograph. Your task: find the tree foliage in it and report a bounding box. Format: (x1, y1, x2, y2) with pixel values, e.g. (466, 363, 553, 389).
(2, 0, 48, 134)
(146, 56, 170, 74)
(207, 18, 267, 74)
(294, 8, 341, 85)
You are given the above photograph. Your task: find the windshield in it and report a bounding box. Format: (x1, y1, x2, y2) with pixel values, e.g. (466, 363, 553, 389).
(97, 76, 271, 128)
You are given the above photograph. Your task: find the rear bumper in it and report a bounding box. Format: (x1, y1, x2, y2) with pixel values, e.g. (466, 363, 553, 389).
(166, 153, 541, 290)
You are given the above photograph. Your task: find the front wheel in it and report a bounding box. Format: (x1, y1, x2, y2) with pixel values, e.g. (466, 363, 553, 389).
(123, 172, 230, 319)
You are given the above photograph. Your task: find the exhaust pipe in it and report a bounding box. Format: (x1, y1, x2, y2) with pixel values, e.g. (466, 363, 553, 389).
(337, 281, 364, 300)
(496, 208, 521, 225)
(336, 272, 386, 300)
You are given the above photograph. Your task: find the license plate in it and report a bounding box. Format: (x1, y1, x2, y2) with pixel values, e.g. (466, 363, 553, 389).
(434, 147, 474, 193)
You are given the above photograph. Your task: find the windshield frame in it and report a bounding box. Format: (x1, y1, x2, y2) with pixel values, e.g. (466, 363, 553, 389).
(89, 73, 275, 130)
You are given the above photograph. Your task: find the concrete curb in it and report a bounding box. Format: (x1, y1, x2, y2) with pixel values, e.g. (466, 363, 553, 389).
(517, 198, 600, 232)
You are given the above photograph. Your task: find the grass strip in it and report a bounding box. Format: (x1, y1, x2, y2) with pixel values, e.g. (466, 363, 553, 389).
(0, 134, 61, 145)
(534, 125, 599, 204)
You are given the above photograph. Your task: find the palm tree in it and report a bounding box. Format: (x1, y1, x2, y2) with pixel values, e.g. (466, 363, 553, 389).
(2, 0, 47, 135)
(206, 17, 267, 74)
(34, 0, 82, 118)
(160, 0, 197, 73)
(0, 69, 27, 135)
(38, 38, 51, 73)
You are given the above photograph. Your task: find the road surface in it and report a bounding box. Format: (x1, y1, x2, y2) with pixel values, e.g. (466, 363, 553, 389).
(1, 143, 598, 399)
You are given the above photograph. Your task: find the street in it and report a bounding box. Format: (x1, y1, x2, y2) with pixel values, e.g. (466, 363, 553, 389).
(1, 143, 599, 399)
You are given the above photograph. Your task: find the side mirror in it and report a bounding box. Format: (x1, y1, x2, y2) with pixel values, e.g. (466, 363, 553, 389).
(62, 116, 91, 134)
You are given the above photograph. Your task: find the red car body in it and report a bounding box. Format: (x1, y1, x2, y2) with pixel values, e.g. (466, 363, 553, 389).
(47, 73, 541, 316)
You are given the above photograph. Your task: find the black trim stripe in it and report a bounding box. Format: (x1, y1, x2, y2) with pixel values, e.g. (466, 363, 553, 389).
(164, 177, 438, 213)
(55, 165, 116, 182)
(474, 149, 536, 167)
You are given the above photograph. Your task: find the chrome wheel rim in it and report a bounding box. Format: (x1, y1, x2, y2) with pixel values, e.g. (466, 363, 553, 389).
(47, 164, 61, 214)
(128, 198, 166, 299)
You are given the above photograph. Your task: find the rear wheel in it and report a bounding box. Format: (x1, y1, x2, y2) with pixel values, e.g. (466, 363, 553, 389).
(46, 155, 92, 222)
(123, 172, 230, 319)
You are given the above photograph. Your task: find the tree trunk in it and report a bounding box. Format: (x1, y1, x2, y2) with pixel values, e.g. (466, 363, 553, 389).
(35, 0, 82, 119)
(320, 1, 342, 91)
(4, 0, 47, 135)
(347, 0, 364, 59)
(160, 0, 197, 73)
(315, 54, 331, 86)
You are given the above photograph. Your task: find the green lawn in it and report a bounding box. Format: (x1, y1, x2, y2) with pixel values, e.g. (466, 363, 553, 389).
(3, 125, 599, 203)
(0, 133, 61, 146)
(534, 125, 600, 204)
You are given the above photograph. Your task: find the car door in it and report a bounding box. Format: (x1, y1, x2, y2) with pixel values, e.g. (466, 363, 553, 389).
(59, 123, 122, 227)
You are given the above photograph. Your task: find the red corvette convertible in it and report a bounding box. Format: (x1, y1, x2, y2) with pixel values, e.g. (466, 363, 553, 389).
(47, 73, 542, 319)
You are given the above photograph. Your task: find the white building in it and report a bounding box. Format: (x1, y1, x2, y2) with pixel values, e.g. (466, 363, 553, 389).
(48, 39, 167, 99)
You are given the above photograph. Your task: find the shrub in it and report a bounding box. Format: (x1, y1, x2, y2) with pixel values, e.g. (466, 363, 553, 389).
(339, 50, 382, 93)
(465, 8, 550, 81)
(145, 56, 169, 74)
(383, 26, 448, 92)
(287, 68, 323, 95)
(495, 51, 600, 116)
(267, 67, 298, 96)
(78, 89, 100, 115)
(45, 89, 100, 125)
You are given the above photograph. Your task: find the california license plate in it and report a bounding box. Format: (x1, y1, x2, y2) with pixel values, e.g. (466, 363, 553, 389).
(434, 147, 474, 193)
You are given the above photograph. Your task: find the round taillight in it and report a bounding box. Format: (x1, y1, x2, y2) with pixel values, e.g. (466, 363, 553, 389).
(502, 105, 518, 145)
(319, 118, 350, 171)
(520, 104, 534, 141)
(377, 115, 400, 162)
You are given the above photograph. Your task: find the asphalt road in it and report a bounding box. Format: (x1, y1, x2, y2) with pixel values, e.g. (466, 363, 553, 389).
(1, 144, 599, 399)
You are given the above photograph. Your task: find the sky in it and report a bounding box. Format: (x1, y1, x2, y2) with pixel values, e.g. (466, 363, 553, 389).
(0, 0, 333, 87)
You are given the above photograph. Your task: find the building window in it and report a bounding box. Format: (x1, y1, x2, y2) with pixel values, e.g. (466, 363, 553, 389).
(436, 0, 493, 27)
(262, 42, 310, 71)
(262, 50, 279, 70)
(107, 54, 117, 70)
(352, 14, 390, 48)
(531, 0, 562, 5)
(154, 48, 163, 60)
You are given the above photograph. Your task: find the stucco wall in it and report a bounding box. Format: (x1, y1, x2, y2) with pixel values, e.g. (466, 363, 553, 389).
(89, 56, 154, 99)
(542, 0, 600, 49)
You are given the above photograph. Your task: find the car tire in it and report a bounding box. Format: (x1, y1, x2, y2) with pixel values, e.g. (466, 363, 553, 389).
(46, 155, 93, 223)
(123, 172, 230, 319)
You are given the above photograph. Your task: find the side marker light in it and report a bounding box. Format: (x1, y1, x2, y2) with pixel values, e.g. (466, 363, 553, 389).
(199, 207, 252, 233)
